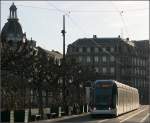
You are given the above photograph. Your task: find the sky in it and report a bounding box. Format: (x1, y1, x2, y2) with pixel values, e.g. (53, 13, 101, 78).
(1, 1, 149, 53)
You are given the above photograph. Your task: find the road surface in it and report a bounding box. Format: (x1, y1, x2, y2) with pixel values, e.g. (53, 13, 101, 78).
(33, 105, 150, 123)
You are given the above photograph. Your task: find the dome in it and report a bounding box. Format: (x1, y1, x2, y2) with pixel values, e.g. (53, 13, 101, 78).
(1, 3, 23, 42)
(1, 19, 23, 42)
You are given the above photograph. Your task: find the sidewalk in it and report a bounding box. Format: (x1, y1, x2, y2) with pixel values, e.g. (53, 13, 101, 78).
(31, 112, 90, 123)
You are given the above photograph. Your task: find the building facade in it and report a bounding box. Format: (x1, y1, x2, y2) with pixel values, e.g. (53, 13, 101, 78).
(67, 35, 149, 104)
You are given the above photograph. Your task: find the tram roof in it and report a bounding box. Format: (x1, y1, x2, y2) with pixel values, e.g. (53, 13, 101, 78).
(95, 80, 138, 92)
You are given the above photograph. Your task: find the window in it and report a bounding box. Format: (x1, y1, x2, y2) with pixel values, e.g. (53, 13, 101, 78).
(99, 47, 102, 52)
(87, 47, 91, 53)
(91, 47, 94, 52)
(95, 47, 99, 53)
(83, 47, 86, 52)
(102, 56, 107, 62)
(87, 56, 91, 63)
(134, 58, 136, 65)
(110, 67, 115, 74)
(106, 47, 110, 52)
(8, 40, 13, 46)
(58, 78, 63, 84)
(134, 68, 137, 75)
(140, 59, 142, 66)
(140, 70, 143, 76)
(110, 47, 114, 52)
(110, 56, 115, 62)
(102, 67, 107, 73)
(95, 67, 99, 73)
(138, 59, 140, 66)
(143, 60, 145, 66)
(76, 48, 79, 52)
(102, 47, 106, 52)
(79, 56, 82, 62)
(79, 47, 82, 53)
(122, 69, 125, 75)
(143, 70, 145, 75)
(94, 56, 99, 62)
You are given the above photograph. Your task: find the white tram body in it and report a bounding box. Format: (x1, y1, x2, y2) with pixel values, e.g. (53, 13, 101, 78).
(91, 80, 139, 116)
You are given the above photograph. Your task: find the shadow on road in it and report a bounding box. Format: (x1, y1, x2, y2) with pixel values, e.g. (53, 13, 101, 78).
(56, 114, 115, 122)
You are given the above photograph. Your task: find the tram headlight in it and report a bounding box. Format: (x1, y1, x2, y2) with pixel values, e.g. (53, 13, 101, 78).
(93, 107, 96, 111)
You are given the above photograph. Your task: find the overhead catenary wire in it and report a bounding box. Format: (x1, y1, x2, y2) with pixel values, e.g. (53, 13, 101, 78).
(1, 2, 149, 13)
(110, 1, 131, 39)
(46, 1, 143, 66)
(46, 2, 124, 65)
(2, 2, 143, 63)
(110, 2, 140, 58)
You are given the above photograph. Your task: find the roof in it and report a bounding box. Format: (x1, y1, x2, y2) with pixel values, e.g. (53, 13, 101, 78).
(95, 80, 138, 92)
(37, 46, 62, 59)
(70, 37, 124, 47)
(132, 40, 150, 48)
(1, 16, 23, 42)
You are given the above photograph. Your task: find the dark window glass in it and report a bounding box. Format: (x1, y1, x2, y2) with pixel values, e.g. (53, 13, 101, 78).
(95, 88, 112, 106)
(106, 47, 110, 52)
(91, 47, 94, 52)
(76, 47, 79, 52)
(99, 47, 102, 52)
(83, 47, 86, 52)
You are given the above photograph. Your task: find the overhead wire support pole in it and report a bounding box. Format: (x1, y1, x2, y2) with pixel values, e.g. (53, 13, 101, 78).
(62, 15, 66, 60)
(61, 15, 66, 107)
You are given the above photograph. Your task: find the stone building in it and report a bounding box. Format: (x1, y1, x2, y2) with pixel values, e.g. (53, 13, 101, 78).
(1, 3, 63, 110)
(67, 35, 149, 104)
(1, 3, 37, 110)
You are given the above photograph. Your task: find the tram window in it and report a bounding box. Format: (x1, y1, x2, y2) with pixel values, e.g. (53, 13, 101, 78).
(112, 85, 117, 108)
(95, 88, 112, 106)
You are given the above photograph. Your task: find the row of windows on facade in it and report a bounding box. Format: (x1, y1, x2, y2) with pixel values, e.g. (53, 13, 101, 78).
(78, 55, 115, 63)
(94, 67, 115, 73)
(78, 55, 146, 66)
(72, 47, 115, 53)
(133, 79, 146, 88)
(132, 58, 146, 66)
(30, 96, 56, 107)
(30, 90, 64, 101)
(122, 57, 146, 66)
(94, 67, 146, 75)
(121, 69, 146, 76)
(74, 46, 145, 54)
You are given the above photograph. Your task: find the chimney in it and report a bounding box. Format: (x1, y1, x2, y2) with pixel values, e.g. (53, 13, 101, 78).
(126, 37, 129, 41)
(93, 35, 97, 38)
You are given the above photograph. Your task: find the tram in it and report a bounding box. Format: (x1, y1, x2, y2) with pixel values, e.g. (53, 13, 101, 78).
(90, 80, 139, 116)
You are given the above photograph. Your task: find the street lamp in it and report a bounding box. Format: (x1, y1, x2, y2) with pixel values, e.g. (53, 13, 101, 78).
(28, 78, 33, 121)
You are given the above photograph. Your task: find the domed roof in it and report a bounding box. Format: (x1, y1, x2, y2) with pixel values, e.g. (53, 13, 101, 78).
(1, 19, 23, 42)
(1, 3, 23, 42)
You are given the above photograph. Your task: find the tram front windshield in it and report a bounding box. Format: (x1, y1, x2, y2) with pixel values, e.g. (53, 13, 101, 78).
(94, 83, 113, 110)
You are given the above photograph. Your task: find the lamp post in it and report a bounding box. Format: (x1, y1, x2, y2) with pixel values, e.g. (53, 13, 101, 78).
(28, 78, 32, 121)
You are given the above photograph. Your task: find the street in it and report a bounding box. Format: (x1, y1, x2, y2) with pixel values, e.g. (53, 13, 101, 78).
(33, 105, 149, 123)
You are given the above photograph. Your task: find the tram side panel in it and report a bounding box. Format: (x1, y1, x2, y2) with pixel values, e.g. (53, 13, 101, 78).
(122, 88, 126, 113)
(124, 88, 128, 113)
(127, 88, 131, 112)
(117, 87, 124, 115)
(131, 89, 134, 111)
(136, 90, 139, 109)
(117, 87, 139, 115)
